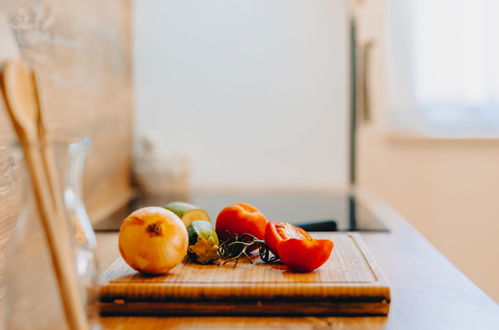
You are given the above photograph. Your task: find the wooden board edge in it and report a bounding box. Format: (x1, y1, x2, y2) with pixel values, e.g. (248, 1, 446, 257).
(347, 232, 391, 301)
(99, 299, 390, 316)
(98, 282, 390, 301)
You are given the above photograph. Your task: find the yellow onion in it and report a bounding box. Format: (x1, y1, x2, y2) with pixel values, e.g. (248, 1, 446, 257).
(118, 207, 188, 275)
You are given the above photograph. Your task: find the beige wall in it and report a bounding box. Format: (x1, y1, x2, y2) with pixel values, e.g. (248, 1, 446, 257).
(354, 0, 499, 301)
(0, 0, 134, 222)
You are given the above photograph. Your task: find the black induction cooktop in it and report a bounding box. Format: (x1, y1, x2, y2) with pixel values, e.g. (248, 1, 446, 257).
(94, 191, 388, 232)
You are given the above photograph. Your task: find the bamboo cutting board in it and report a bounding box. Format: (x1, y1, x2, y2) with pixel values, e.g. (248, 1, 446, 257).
(99, 233, 390, 316)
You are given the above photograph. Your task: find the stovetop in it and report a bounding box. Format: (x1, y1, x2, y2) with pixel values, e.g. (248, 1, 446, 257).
(94, 191, 388, 232)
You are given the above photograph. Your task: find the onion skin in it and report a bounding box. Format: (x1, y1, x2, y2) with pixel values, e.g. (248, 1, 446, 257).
(119, 207, 188, 275)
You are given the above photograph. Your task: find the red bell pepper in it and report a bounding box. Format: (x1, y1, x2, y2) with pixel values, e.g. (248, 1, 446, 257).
(265, 221, 334, 272)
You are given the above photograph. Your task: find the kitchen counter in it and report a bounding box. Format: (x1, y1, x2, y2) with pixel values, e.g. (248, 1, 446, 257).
(96, 189, 499, 330)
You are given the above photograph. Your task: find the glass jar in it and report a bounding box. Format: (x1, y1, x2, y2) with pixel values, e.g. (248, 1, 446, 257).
(54, 137, 98, 306)
(2, 136, 98, 329)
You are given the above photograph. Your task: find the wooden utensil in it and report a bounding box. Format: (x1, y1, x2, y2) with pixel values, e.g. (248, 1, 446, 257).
(0, 59, 88, 330)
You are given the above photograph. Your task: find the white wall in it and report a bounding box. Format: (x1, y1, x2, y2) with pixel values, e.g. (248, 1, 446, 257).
(134, 0, 349, 190)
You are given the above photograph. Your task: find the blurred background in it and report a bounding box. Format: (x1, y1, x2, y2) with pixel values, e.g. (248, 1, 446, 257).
(134, 0, 499, 301)
(0, 0, 498, 303)
(134, 0, 349, 190)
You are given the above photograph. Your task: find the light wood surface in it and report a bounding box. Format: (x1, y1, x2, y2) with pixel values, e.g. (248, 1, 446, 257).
(99, 233, 390, 316)
(96, 190, 499, 329)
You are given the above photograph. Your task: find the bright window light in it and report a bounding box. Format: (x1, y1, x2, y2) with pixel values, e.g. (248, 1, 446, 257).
(387, 0, 499, 135)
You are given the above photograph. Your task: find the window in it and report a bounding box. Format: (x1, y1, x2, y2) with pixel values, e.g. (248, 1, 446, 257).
(387, 0, 499, 137)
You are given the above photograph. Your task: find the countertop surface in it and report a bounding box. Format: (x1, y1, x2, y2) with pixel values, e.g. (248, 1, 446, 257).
(96, 189, 499, 330)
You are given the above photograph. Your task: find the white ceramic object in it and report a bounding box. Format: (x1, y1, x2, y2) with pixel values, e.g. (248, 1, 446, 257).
(133, 132, 190, 197)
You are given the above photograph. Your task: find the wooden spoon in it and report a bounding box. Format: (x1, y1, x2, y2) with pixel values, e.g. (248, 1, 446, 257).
(0, 59, 88, 330)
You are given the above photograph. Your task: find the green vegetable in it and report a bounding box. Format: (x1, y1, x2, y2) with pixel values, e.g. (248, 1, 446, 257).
(187, 220, 219, 264)
(165, 201, 211, 227)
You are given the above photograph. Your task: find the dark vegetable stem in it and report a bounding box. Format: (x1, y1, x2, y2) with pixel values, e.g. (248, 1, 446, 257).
(218, 232, 279, 266)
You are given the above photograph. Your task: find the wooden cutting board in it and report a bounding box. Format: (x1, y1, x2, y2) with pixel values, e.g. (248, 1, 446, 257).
(98, 233, 390, 316)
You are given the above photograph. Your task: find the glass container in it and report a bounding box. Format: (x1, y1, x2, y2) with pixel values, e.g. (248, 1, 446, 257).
(2, 136, 98, 329)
